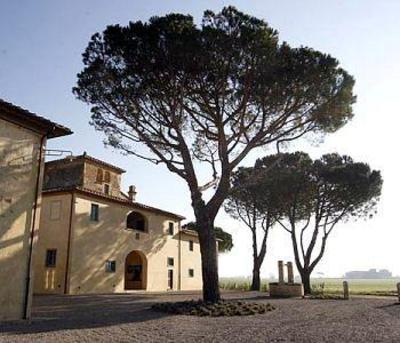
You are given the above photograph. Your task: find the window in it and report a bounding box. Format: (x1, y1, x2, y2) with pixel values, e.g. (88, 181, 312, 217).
(96, 168, 103, 183)
(45, 249, 57, 268)
(189, 240, 194, 251)
(167, 257, 174, 267)
(168, 269, 173, 289)
(189, 269, 194, 278)
(90, 203, 99, 221)
(135, 233, 140, 240)
(105, 261, 116, 273)
(104, 171, 111, 183)
(104, 184, 110, 195)
(127, 211, 146, 231)
(168, 222, 174, 235)
(50, 200, 61, 220)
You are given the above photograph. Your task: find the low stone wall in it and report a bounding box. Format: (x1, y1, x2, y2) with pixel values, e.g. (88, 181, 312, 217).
(269, 283, 304, 298)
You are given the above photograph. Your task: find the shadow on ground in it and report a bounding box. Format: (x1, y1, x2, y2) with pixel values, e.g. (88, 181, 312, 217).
(0, 293, 171, 335)
(0, 291, 265, 335)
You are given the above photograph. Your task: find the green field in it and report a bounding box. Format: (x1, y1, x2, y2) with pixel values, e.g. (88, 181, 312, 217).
(220, 277, 400, 296)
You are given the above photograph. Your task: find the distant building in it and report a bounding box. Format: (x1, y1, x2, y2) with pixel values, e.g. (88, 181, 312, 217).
(0, 99, 72, 321)
(344, 269, 392, 279)
(33, 153, 203, 295)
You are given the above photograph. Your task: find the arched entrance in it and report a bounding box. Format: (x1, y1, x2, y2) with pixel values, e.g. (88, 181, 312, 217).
(125, 250, 147, 290)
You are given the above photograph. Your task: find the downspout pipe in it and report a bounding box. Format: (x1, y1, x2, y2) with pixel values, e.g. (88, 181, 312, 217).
(23, 128, 52, 319)
(178, 223, 182, 291)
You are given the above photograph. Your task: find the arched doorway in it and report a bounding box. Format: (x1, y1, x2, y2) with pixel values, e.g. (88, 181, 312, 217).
(125, 250, 147, 290)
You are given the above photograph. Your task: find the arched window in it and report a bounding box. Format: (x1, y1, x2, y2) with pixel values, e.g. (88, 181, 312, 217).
(127, 211, 146, 232)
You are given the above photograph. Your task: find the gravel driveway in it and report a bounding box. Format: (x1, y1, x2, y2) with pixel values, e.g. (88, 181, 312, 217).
(1, 291, 400, 342)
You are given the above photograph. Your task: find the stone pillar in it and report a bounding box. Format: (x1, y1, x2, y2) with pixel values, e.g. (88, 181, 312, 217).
(343, 281, 349, 300)
(278, 260, 284, 285)
(397, 283, 400, 303)
(287, 262, 294, 284)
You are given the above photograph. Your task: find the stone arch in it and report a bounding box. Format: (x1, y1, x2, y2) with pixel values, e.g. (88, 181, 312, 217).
(124, 250, 147, 290)
(126, 211, 147, 232)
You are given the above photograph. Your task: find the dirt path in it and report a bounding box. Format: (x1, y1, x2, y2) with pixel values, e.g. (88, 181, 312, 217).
(1, 292, 400, 342)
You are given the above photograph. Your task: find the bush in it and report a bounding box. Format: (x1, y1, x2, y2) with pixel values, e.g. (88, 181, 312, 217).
(309, 294, 345, 300)
(152, 300, 275, 317)
(311, 282, 325, 296)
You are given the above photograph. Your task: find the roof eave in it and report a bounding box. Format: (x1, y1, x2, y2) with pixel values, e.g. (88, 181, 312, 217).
(0, 99, 72, 138)
(42, 186, 185, 220)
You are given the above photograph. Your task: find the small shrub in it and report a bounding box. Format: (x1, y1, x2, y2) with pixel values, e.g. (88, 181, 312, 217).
(152, 300, 275, 317)
(311, 282, 325, 296)
(309, 294, 344, 300)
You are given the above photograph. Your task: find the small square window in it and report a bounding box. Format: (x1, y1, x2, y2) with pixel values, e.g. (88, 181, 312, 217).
(90, 204, 99, 221)
(168, 222, 174, 235)
(45, 249, 57, 268)
(189, 269, 194, 278)
(104, 184, 110, 195)
(135, 233, 140, 240)
(105, 260, 116, 273)
(167, 257, 174, 267)
(189, 240, 194, 251)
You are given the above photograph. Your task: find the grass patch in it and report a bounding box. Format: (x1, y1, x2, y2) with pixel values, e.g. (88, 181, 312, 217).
(220, 277, 400, 297)
(219, 278, 269, 292)
(313, 279, 400, 297)
(152, 300, 275, 317)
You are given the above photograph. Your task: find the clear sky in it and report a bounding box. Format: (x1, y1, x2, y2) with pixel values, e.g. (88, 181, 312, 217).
(1, 0, 399, 278)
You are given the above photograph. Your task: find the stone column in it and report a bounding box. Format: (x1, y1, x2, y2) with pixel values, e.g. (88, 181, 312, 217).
(343, 281, 349, 300)
(287, 262, 294, 284)
(278, 260, 284, 284)
(397, 283, 400, 303)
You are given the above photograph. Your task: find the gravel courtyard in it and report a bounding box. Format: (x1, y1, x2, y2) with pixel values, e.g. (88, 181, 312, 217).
(1, 291, 400, 343)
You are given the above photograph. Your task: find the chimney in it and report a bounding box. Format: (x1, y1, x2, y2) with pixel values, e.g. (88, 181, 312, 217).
(128, 185, 137, 201)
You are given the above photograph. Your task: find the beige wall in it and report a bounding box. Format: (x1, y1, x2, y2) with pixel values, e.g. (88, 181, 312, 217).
(0, 119, 44, 321)
(34, 193, 203, 295)
(33, 193, 73, 294)
(180, 233, 203, 290)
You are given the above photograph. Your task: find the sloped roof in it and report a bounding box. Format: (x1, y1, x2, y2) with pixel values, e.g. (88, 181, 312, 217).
(45, 153, 126, 173)
(0, 98, 72, 138)
(42, 185, 185, 220)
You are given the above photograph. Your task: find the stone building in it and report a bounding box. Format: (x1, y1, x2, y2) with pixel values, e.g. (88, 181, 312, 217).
(33, 153, 203, 294)
(0, 99, 72, 320)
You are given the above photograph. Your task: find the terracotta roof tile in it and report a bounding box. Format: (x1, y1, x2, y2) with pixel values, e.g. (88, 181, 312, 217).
(45, 153, 126, 173)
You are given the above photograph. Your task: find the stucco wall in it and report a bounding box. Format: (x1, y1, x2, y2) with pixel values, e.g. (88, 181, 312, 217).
(180, 233, 203, 290)
(0, 119, 43, 320)
(35, 192, 203, 294)
(33, 193, 73, 294)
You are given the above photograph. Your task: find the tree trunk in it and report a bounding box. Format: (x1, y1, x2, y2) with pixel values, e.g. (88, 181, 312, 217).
(196, 214, 220, 303)
(301, 271, 312, 295)
(251, 262, 261, 291)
